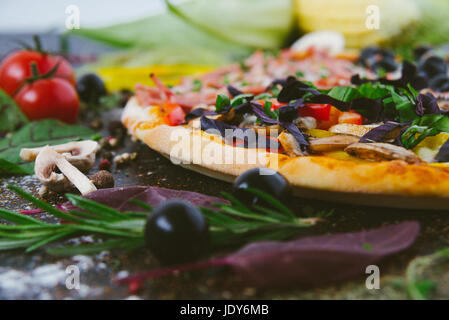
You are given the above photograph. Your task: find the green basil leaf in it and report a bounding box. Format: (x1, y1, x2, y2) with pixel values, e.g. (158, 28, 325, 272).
(0, 120, 95, 176)
(327, 86, 361, 102)
(231, 93, 253, 107)
(0, 89, 29, 134)
(215, 93, 230, 112)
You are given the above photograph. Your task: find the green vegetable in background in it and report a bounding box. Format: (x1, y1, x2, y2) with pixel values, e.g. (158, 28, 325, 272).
(0, 119, 95, 176)
(0, 89, 29, 135)
(73, 0, 294, 67)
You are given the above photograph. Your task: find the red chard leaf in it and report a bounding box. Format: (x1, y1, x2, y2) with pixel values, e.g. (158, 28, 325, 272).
(117, 221, 419, 289)
(61, 186, 227, 212)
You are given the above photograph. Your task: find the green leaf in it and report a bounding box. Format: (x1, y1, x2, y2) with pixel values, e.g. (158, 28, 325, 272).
(327, 86, 361, 102)
(0, 208, 48, 226)
(25, 231, 74, 253)
(0, 158, 30, 176)
(0, 89, 29, 134)
(231, 94, 253, 107)
(215, 94, 230, 112)
(0, 120, 95, 175)
(46, 238, 144, 256)
(0, 238, 42, 251)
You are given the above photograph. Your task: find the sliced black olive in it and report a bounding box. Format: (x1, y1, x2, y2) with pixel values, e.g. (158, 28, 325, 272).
(77, 73, 107, 104)
(359, 47, 381, 67)
(144, 200, 209, 265)
(418, 56, 447, 78)
(429, 74, 449, 92)
(233, 168, 291, 207)
(413, 45, 432, 60)
(372, 56, 398, 72)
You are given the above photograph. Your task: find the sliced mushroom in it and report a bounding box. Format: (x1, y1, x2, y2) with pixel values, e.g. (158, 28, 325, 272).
(278, 131, 304, 156)
(344, 142, 422, 164)
(20, 140, 99, 173)
(35, 146, 97, 195)
(309, 135, 360, 153)
(293, 116, 317, 130)
(329, 124, 379, 137)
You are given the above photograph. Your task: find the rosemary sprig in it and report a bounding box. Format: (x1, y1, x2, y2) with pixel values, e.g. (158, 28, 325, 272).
(0, 185, 324, 256)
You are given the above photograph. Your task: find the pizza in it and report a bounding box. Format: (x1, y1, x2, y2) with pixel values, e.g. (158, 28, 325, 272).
(121, 43, 449, 210)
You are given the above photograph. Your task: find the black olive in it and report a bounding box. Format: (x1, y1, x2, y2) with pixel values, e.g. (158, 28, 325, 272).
(233, 168, 291, 207)
(418, 56, 447, 78)
(359, 47, 381, 67)
(372, 56, 398, 72)
(413, 45, 432, 60)
(77, 73, 107, 104)
(410, 71, 429, 91)
(144, 200, 209, 265)
(429, 74, 449, 92)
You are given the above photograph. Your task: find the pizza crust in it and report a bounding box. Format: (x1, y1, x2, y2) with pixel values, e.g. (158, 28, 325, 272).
(122, 98, 449, 210)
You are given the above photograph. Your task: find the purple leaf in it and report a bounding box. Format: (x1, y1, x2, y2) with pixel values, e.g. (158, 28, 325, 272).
(416, 93, 441, 116)
(227, 85, 243, 97)
(61, 186, 227, 212)
(116, 221, 419, 289)
(435, 138, 449, 162)
(359, 121, 403, 143)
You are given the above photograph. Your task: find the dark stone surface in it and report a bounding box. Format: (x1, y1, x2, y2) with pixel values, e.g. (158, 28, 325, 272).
(0, 34, 448, 300)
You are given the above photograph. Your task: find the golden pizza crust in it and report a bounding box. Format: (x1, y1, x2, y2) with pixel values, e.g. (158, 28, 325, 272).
(122, 98, 449, 209)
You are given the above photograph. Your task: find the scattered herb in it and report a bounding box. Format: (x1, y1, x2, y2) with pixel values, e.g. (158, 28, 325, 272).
(0, 185, 322, 256)
(215, 93, 230, 112)
(192, 79, 202, 92)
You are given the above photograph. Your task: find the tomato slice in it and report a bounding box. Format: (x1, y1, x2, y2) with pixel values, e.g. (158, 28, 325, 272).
(166, 105, 186, 126)
(299, 104, 331, 121)
(316, 106, 341, 130)
(338, 111, 363, 125)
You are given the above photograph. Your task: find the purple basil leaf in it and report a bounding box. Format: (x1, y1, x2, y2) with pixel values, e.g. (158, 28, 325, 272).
(185, 108, 218, 121)
(227, 85, 243, 97)
(225, 221, 419, 287)
(359, 121, 402, 143)
(435, 138, 449, 162)
(200, 116, 279, 149)
(416, 93, 441, 116)
(281, 122, 309, 148)
(278, 104, 301, 122)
(118, 221, 419, 289)
(61, 186, 227, 212)
(351, 98, 383, 122)
(277, 78, 320, 103)
(250, 102, 279, 125)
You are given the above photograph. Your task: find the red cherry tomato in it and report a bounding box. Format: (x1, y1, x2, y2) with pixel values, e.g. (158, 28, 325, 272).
(166, 105, 186, 126)
(0, 51, 75, 96)
(338, 111, 363, 125)
(299, 104, 331, 121)
(14, 78, 79, 124)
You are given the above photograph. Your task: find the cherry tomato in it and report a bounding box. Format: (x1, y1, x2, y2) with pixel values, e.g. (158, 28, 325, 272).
(338, 111, 363, 125)
(165, 105, 186, 126)
(299, 104, 331, 121)
(0, 51, 75, 96)
(316, 106, 342, 130)
(14, 78, 79, 124)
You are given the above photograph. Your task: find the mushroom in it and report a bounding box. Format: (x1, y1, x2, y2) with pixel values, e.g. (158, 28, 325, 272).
(309, 135, 360, 153)
(329, 124, 379, 137)
(344, 142, 422, 164)
(278, 131, 304, 156)
(20, 140, 99, 173)
(35, 146, 97, 195)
